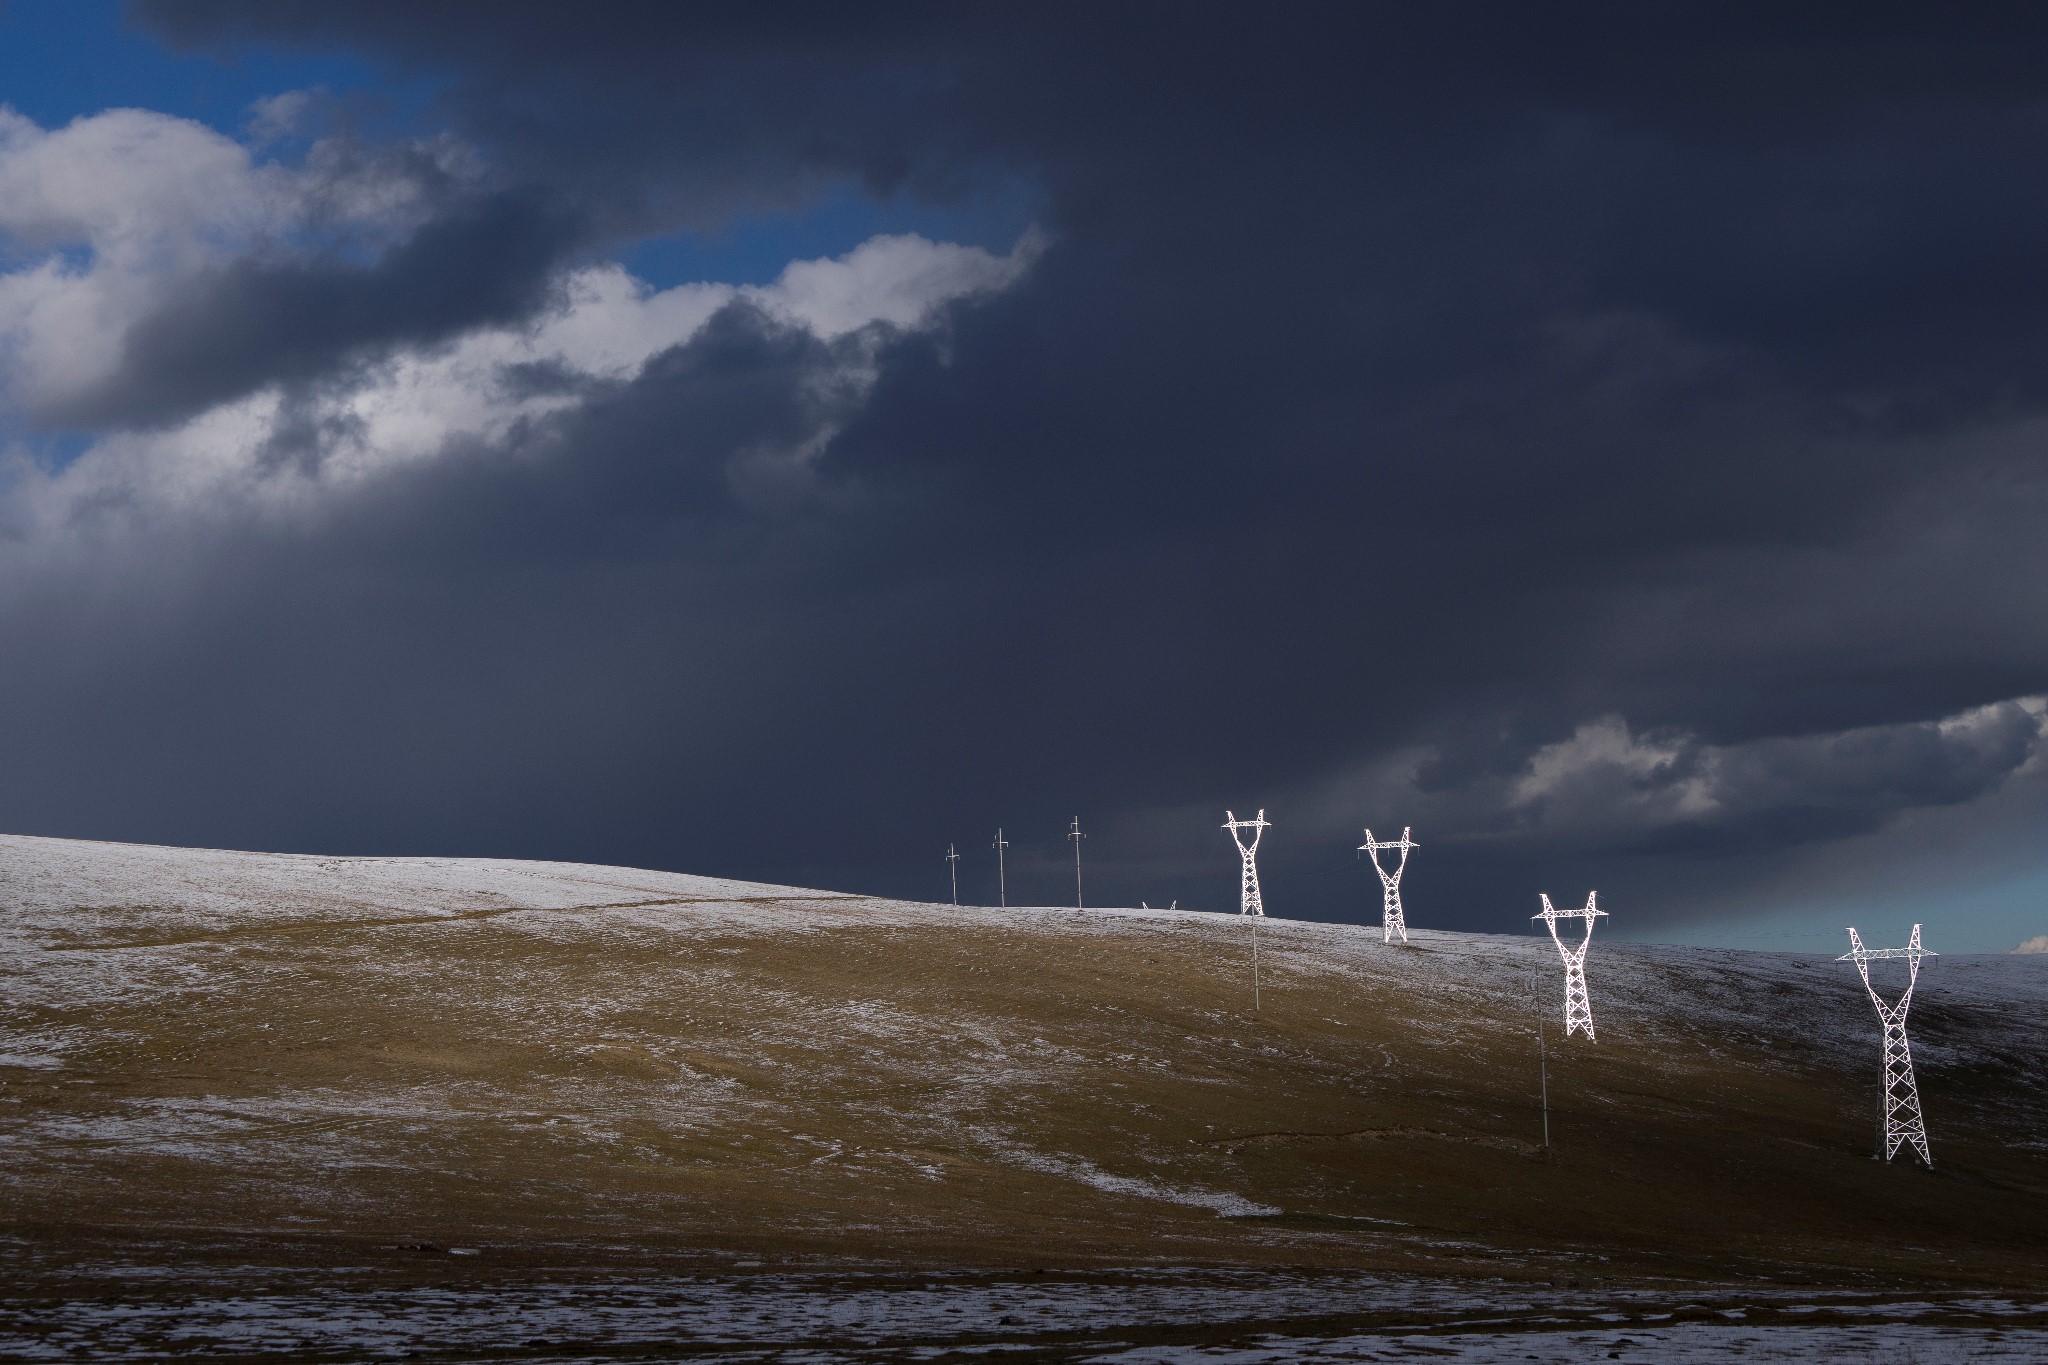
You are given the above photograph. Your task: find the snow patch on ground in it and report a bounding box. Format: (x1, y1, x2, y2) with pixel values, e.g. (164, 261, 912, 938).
(979, 1134, 1281, 1218)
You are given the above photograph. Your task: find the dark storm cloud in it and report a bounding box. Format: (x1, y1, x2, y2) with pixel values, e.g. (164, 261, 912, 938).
(19, 1, 2046, 923)
(397, 301, 874, 554)
(56, 188, 580, 428)
(0, 298, 868, 850)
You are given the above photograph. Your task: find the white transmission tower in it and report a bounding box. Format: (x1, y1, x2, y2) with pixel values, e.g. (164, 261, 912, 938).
(1223, 809, 1267, 917)
(945, 842, 960, 905)
(1840, 924, 1936, 1167)
(1533, 892, 1607, 1041)
(1224, 809, 1269, 1010)
(1359, 826, 1418, 944)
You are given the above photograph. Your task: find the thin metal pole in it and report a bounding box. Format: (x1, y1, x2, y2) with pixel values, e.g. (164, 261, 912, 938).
(946, 843, 959, 905)
(992, 829, 1007, 908)
(1252, 916, 1261, 1012)
(1069, 817, 1085, 909)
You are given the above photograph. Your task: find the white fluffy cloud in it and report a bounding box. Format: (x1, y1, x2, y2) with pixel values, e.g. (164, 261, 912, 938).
(0, 107, 277, 413)
(757, 230, 1039, 338)
(0, 100, 1040, 529)
(19, 230, 1037, 520)
(0, 105, 282, 251)
(0, 105, 457, 419)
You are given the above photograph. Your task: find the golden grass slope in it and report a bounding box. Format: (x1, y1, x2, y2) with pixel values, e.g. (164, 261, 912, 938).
(1, 833, 2044, 1289)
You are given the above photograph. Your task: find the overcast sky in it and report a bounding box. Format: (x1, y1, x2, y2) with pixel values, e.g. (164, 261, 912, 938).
(0, 2, 2043, 950)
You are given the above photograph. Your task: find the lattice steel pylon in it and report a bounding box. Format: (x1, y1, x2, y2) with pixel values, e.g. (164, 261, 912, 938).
(1359, 826, 1418, 944)
(1223, 809, 1268, 918)
(1840, 924, 1936, 1167)
(1533, 892, 1607, 1040)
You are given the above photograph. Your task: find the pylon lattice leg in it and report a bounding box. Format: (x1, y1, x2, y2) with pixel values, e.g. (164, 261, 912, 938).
(1879, 1005, 1931, 1165)
(1382, 884, 1406, 944)
(1560, 944, 1595, 1040)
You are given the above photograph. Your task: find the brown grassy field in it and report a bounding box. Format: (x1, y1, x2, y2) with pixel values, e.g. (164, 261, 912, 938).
(1, 835, 2043, 1357)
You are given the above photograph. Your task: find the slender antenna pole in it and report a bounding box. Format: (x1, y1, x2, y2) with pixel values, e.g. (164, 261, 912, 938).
(992, 828, 1008, 908)
(1068, 817, 1086, 910)
(945, 842, 959, 905)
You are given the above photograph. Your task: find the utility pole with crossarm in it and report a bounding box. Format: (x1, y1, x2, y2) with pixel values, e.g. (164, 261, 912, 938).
(1068, 817, 1085, 909)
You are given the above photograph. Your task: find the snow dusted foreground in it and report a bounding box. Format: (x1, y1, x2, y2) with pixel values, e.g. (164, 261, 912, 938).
(0, 1263, 2044, 1362)
(1, 833, 2045, 1359)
